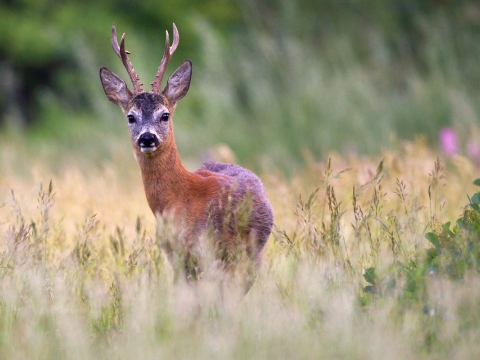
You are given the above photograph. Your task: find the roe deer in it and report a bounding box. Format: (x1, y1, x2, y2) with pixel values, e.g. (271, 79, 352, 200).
(99, 23, 273, 271)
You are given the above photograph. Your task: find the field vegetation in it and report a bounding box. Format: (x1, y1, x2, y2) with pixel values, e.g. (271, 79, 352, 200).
(2, 139, 480, 359)
(2, 0, 480, 358)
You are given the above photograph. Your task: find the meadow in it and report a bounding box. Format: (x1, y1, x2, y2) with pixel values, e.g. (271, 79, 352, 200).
(1, 135, 480, 359)
(2, 1, 480, 358)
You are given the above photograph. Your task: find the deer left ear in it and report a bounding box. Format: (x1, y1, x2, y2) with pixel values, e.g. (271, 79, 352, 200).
(100, 67, 133, 110)
(163, 60, 192, 103)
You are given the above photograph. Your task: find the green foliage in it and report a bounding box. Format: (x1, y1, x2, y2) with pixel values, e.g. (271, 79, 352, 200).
(354, 177, 480, 350)
(424, 179, 480, 279)
(2, 0, 480, 168)
(361, 178, 480, 309)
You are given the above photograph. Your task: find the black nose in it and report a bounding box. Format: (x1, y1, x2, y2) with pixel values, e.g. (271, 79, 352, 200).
(138, 132, 159, 148)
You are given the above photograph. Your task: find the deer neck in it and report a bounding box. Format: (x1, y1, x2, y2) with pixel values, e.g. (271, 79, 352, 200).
(134, 140, 192, 216)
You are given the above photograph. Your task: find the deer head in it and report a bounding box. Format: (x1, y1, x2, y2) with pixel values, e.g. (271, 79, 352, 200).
(100, 23, 192, 155)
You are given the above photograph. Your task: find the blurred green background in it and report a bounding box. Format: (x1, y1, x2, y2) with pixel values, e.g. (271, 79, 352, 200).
(1, 0, 479, 170)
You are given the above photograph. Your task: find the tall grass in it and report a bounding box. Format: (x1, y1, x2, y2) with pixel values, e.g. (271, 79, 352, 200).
(1, 137, 480, 359)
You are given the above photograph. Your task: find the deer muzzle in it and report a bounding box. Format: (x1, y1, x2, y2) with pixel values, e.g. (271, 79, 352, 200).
(137, 132, 160, 153)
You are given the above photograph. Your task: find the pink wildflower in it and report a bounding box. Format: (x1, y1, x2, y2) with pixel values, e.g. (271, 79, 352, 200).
(467, 139, 480, 161)
(439, 127, 458, 157)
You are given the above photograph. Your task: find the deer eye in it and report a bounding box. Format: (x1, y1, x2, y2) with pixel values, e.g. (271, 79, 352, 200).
(127, 115, 136, 124)
(160, 113, 170, 122)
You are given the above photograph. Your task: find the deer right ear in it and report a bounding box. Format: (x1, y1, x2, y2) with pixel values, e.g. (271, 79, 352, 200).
(99, 67, 133, 110)
(163, 60, 192, 103)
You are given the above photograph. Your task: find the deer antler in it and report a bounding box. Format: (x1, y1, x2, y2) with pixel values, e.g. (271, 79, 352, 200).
(111, 23, 143, 94)
(151, 23, 179, 94)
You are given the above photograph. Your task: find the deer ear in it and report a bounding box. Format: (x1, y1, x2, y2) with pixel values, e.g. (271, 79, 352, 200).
(163, 60, 192, 103)
(99, 67, 133, 110)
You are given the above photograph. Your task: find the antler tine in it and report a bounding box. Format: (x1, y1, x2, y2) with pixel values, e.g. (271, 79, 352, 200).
(110, 23, 143, 94)
(151, 23, 179, 93)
